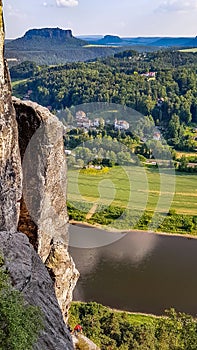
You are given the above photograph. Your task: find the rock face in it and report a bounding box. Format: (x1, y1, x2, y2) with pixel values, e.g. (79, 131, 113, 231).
(0, 3, 22, 233)
(6, 27, 85, 51)
(0, 231, 74, 350)
(25, 28, 73, 40)
(13, 97, 79, 320)
(0, 3, 78, 348)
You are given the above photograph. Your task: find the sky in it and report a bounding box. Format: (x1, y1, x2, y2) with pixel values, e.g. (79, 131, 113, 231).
(3, 0, 197, 39)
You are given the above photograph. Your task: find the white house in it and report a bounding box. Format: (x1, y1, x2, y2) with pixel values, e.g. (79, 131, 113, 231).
(114, 119, 130, 130)
(93, 118, 100, 127)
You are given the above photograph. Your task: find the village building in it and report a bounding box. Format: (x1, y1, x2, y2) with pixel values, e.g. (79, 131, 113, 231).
(76, 110, 87, 119)
(93, 118, 100, 127)
(114, 119, 130, 130)
(153, 132, 161, 141)
(76, 118, 91, 129)
(141, 72, 156, 78)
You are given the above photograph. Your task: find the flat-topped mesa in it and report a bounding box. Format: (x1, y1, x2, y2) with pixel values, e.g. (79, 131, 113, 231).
(5, 27, 85, 52)
(24, 28, 73, 40)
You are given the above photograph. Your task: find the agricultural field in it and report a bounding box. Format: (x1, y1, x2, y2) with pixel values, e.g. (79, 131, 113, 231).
(179, 48, 197, 53)
(67, 166, 197, 216)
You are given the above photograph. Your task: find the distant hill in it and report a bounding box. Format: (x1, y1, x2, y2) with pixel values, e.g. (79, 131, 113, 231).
(6, 28, 86, 50)
(186, 36, 197, 48)
(151, 37, 193, 47)
(97, 35, 124, 45)
(5, 28, 127, 65)
(81, 35, 196, 48)
(120, 37, 160, 46)
(6, 28, 197, 66)
(77, 35, 103, 41)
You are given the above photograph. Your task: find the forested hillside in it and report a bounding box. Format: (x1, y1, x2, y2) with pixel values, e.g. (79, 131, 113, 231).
(11, 50, 197, 151)
(5, 28, 124, 65)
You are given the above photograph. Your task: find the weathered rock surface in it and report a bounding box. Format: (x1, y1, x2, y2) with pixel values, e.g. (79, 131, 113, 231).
(0, 3, 22, 232)
(72, 334, 100, 350)
(0, 2, 78, 348)
(13, 98, 79, 321)
(0, 231, 74, 350)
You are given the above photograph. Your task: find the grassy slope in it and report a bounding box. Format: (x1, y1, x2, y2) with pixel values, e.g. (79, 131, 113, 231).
(11, 79, 28, 88)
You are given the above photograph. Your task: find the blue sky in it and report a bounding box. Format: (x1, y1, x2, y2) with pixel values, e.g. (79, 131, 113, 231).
(3, 0, 197, 38)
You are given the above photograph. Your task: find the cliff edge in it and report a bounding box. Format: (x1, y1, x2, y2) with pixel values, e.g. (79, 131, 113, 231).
(0, 2, 78, 349)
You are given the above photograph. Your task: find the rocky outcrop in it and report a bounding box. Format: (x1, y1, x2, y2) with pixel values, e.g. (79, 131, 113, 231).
(24, 28, 73, 40)
(0, 231, 73, 350)
(6, 27, 86, 51)
(72, 334, 100, 350)
(0, 3, 22, 232)
(0, 2, 78, 348)
(13, 98, 79, 321)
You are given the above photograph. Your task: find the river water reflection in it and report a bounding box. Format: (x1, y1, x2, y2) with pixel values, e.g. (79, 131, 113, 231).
(68, 224, 197, 316)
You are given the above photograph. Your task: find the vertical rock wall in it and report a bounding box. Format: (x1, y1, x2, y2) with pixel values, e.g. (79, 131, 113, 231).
(0, 2, 22, 232)
(13, 98, 79, 321)
(0, 231, 74, 350)
(0, 0, 4, 83)
(0, 3, 78, 346)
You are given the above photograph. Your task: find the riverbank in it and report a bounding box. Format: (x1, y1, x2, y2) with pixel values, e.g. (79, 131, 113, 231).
(69, 219, 197, 240)
(67, 200, 197, 237)
(71, 300, 161, 321)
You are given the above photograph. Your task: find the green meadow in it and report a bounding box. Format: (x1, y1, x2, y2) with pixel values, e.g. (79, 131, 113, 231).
(67, 166, 197, 216)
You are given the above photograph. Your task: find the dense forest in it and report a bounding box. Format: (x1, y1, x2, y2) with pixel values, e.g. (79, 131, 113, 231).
(11, 50, 197, 151)
(69, 302, 197, 350)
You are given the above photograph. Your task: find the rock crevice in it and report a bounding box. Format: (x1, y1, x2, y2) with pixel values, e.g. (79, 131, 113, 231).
(13, 98, 79, 321)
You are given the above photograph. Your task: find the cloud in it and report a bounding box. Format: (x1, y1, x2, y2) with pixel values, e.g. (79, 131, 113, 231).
(56, 0, 79, 7)
(6, 4, 26, 18)
(43, 1, 54, 7)
(156, 0, 197, 13)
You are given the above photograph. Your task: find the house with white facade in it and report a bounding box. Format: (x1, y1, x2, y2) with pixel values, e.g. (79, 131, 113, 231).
(114, 119, 130, 130)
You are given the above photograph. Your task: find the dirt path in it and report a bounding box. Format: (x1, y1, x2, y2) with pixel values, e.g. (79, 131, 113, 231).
(86, 203, 98, 220)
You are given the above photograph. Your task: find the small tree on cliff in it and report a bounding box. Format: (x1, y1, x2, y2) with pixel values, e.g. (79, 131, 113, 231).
(0, 255, 43, 350)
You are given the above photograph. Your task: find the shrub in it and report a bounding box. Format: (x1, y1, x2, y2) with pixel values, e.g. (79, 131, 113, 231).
(0, 255, 43, 350)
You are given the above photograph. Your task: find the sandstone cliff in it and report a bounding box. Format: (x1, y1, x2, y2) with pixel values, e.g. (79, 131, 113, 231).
(6, 27, 85, 51)
(0, 231, 74, 350)
(0, 1, 22, 232)
(14, 97, 79, 320)
(0, 2, 78, 349)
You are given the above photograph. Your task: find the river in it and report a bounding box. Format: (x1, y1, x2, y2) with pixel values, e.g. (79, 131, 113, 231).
(68, 223, 197, 316)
